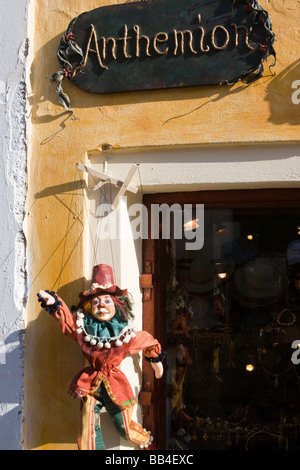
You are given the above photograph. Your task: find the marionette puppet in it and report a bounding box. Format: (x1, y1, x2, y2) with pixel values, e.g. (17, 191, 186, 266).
(37, 264, 165, 450)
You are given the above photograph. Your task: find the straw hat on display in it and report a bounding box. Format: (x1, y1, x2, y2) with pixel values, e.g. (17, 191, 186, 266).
(234, 257, 285, 307)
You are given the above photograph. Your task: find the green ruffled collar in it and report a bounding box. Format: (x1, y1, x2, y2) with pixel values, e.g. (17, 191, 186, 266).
(75, 309, 136, 349)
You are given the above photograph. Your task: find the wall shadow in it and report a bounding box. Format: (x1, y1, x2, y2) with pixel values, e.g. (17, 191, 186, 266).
(0, 329, 24, 449)
(266, 58, 300, 126)
(34, 179, 86, 200)
(24, 278, 87, 449)
(0, 406, 23, 450)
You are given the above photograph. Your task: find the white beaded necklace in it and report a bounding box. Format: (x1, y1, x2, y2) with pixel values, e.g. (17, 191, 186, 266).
(75, 309, 136, 349)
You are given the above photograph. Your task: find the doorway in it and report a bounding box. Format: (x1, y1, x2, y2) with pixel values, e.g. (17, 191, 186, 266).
(142, 189, 300, 450)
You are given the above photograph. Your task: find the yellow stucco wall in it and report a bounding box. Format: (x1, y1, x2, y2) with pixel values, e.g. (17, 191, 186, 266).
(24, 0, 300, 450)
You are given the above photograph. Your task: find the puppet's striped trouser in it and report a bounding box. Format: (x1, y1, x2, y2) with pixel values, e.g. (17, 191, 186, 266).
(78, 383, 150, 450)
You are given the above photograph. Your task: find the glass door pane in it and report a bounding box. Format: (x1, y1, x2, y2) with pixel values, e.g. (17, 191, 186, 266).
(165, 206, 300, 450)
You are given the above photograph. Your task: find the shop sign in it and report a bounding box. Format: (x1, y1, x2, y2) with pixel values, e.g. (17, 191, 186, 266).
(50, 0, 276, 112)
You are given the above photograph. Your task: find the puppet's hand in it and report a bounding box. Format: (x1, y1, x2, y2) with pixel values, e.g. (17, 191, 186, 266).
(151, 361, 163, 379)
(37, 290, 62, 315)
(37, 290, 56, 306)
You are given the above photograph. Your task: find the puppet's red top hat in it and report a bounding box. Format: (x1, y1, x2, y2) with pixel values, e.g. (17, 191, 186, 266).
(79, 264, 127, 302)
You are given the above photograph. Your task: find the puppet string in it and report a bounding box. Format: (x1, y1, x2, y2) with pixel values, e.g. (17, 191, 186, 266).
(57, 166, 81, 291)
(80, 165, 116, 273)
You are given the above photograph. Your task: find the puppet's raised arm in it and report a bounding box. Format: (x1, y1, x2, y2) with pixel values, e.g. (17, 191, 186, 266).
(37, 290, 77, 340)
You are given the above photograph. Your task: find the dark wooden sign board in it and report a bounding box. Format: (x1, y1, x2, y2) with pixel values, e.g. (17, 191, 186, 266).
(50, 0, 275, 111)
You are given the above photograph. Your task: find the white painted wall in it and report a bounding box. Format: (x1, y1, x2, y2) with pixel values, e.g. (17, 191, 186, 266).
(0, 0, 29, 450)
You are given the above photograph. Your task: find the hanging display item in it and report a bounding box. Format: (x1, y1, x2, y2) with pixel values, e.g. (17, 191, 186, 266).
(37, 263, 165, 450)
(49, 0, 276, 113)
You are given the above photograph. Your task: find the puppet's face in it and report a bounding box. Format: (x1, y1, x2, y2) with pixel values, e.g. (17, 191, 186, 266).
(90, 294, 116, 322)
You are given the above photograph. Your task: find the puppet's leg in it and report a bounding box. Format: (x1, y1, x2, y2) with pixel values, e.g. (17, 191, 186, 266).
(119, 405, 153, 448)
(78, 385, 153, 450)
(77, 394, 106, 450)
(102, 385, 153, 448)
